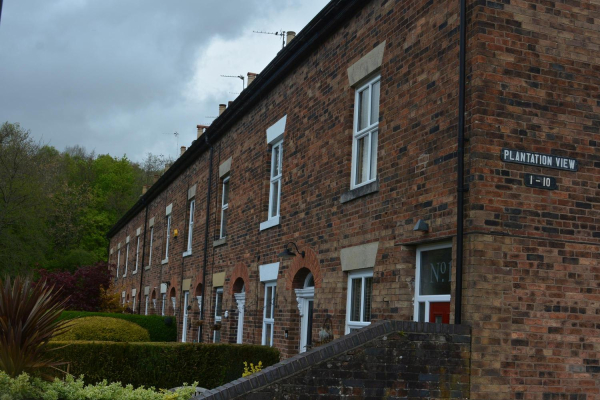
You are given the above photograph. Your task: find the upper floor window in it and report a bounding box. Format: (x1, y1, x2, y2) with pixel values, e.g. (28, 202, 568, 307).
(185, 200, 195, 255)
(351, 76, 380, 188)
(345, 269, 373, 333)
(134, 234, 140, 274)
(147, 226, 154, 267)
(220, 177, 229, 239)
(163, 214, 172, 263)
(269, 140, 283, 220)
(123, 241, 129, 277)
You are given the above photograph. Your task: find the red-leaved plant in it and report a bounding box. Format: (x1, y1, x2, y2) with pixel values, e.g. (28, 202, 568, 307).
(0, 276, 70, 379)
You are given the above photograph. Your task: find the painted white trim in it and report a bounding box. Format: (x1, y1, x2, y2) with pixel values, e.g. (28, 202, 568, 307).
(345, 269, 374, 334)
(182, 291, 189, 342)
(259, 216, 280, 231)
(234, 292, 246, 344)
(350, 75, 380, 189)
(295, 287, 314, 353)
(165, 203, 173, 215)
(262, 282, 276, 346)
(266, 115, 287, 144)
(259, 262, 280, 282)
(413, 242, 452, 323)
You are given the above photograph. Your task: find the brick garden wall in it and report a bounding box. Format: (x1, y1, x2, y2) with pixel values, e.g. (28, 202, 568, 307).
(196, 321, 471, 400)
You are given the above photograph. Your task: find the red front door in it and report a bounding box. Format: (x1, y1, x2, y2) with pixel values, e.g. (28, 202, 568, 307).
(429, 302, 450, 324)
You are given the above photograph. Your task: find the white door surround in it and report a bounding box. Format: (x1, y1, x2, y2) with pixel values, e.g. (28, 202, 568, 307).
(234, 292, 246, 344)
(295, 286, 315, 353)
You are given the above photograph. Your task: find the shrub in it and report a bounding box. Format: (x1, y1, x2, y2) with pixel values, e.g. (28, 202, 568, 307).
(37, 262, 112, 312)
(59, 311, 177, 342)
(52, 317, 150, 342)
(48, 341, 280, 389)
(0, 371, 197, 400)
(0, 276, 69, 379)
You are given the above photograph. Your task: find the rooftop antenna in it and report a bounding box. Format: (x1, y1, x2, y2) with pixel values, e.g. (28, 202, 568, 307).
(221, 75, 245, 91)
(253, 30, 286, 49)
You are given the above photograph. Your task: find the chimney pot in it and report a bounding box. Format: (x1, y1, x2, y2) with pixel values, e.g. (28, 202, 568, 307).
(197, 124, 209, 139)
(142, 185, 149, 195)
(180, 146, 186, 156)
(286, 31, 296, 45)
(219, 104, 226, 115)
(247, 72, 258, 87)
(153, 174, 160, 183)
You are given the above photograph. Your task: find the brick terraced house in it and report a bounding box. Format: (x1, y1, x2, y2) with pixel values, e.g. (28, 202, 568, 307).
(107, 0, 600, 398)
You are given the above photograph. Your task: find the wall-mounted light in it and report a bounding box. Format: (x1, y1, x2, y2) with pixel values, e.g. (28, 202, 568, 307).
(413, 219, 429, 232)
(278, 242, 305, 258)
(173, 229, 179, 238)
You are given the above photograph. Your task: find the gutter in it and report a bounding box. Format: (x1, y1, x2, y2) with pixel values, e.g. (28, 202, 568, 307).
(455, 0, 467, 324)
(106, 0, 367, 239)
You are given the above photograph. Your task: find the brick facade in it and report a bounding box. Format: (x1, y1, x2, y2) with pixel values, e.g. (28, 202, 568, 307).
(108, 0, 600, 398)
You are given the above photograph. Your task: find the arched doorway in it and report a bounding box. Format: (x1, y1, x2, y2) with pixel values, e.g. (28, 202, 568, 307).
(294, 269, 315, 353)
(232, 278, 246, 344)
(194, 283, 203, 342)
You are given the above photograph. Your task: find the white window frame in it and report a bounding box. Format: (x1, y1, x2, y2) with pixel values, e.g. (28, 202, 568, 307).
(213, 287, 223, 343)
(132, 292, 136, 312)
(161, 294, 166, 316)
(268, 140, 283, 220)
(182, 291, 189, 342)
(262, 281, 276, 347)
(183, 200, 195, 256)
(116, 249, 121, 277)
(123, 243, 129, 277)
(162, 214, 171, 264)
(345, 269, 374, 334)
(413, 242, 452, 323)
(147, 227, 154, 267)
(351, 75, 380, 189)
(220, 177, 229, 239)
(133, 235, 140, 274)
(144, 295, 149, 315)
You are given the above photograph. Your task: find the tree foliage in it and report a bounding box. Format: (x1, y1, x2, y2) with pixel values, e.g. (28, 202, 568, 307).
(0, 122, 173, 276)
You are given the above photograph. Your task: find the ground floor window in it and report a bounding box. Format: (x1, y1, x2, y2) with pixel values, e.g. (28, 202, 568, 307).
(414, 242, 452, 323)
(345, 269, 373, 333)
(262, 282, 276, 346)
(213, 288, 223, 343)
(161, 294, 166, 316)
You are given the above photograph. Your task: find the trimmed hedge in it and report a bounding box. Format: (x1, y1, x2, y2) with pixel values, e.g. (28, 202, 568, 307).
(59, 311, 177, 342)
(53, 317, 151, 342)
(49, 341, 280, 390)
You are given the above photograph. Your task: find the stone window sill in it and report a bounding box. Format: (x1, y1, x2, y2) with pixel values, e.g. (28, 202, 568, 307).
(161, 258, 169, 265)
(213, 238, 227, 248)
(340, 180, 379, 204)
(260, 216, 280, 231)
(182, 250, 192, 258)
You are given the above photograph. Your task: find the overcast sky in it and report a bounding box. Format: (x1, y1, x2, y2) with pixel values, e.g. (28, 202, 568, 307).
(0, 0, 328, 162)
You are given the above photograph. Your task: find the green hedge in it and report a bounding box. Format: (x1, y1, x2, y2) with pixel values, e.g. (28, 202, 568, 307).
(59, 311, 177, 342)
(54, 317, 151, 342)
(49, 341, 280, 390)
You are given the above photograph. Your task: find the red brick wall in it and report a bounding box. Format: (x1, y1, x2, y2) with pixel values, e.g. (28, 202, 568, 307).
(108, 0, 600, 397)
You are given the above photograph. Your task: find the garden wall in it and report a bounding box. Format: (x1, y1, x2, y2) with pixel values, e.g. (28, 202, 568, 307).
(196, 321, 471, 399)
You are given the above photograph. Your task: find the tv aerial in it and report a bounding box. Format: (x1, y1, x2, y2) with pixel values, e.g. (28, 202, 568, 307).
(253, 30, 287, 49)
(221, 75, 245, 91)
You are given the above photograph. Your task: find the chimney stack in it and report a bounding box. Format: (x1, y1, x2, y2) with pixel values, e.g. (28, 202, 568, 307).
(219, 104, 226, 115)
(142, 185, 150, 195)
(180, 146, 186, 156)
(153, 174, 160, 183)
(247, 72, 257, 87)
(197, 124, 209, 139)
(286, 31, 296, 45)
